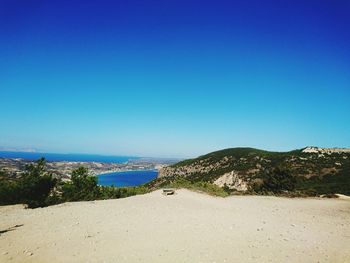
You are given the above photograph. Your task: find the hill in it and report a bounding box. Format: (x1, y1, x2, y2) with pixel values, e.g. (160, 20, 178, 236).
(156, 147, 350, 195)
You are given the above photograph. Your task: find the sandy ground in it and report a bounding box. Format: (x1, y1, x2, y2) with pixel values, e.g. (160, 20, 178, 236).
(0, 189, 350, 263)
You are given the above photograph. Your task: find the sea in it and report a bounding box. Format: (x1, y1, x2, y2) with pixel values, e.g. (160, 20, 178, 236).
(0, 151, 138, 163)
(97, 170, 159, 187)
(0, 151, 158, 187)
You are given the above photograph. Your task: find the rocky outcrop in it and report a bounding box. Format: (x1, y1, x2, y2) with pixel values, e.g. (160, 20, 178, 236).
(213, 171, 248, 191)
(158, 157, 233, 178)
(302, 147, 350, 154)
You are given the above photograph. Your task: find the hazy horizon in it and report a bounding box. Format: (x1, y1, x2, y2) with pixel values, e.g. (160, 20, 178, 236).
(1, 145, 350, 160)
(1, 0, 349, 157)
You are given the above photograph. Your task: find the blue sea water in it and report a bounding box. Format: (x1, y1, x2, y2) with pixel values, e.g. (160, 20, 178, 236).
(0, 151, 138, 163)
(97, 170, 158, 187)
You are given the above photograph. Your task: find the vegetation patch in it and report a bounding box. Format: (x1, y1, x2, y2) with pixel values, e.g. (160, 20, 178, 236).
(0, 158, 150, 208)
(162, 147, 350, 197)
(1, 147, 350, 208)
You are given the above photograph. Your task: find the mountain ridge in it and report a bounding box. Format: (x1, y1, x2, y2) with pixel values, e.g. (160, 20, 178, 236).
(157, 147, 350, 195)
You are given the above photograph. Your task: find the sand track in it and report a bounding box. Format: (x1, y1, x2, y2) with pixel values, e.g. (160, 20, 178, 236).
(1, 189, 349, 263)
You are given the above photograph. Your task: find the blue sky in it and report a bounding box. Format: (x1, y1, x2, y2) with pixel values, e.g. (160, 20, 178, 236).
(0, 0, 349, 157)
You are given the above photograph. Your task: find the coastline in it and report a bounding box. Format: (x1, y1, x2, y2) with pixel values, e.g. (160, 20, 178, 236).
(95, 168, 159, 176)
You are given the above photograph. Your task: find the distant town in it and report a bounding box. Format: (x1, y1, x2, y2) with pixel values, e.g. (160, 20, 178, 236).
(0, 157, 179, 180)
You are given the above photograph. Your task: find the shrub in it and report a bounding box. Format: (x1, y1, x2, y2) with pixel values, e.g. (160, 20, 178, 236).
(163, 177, 229, 197)
(0, 158, 57, 208)
(19, 158, 57, 207)
(0, 176, 20, 205)
(259, 168, 296, 193)
(61, 167, 100, 201)
(60, 167, 150, 202)
(99, 185, 149, 199)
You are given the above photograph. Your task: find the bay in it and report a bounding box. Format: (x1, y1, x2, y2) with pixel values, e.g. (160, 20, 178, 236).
(97, 170, 158, 187)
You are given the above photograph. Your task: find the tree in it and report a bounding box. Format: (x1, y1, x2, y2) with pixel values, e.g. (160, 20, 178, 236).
(19, 158, 57, 207)
(260, 168, 296, 193)
(0, 158, 57, 208)
(0, 170, 19, 205)
(62, 167, 100, 201)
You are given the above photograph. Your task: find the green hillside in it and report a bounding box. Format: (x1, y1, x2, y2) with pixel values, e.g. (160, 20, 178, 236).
(157, 147, 350, 196)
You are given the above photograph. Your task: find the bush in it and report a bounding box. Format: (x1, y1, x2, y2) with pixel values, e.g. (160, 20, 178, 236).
(0, 158, 57, 208)
(99, 185, 149, 199)
(1, 161, 151, 207)
(163, 177, 229, 197)
(60, 167, 150, 202)
(0, 177, 20, 205)
(259, 168, 296, 193)
(61, 167, 100, 202)
(295, 169, 350, 196)
(19, 158, 57, 207)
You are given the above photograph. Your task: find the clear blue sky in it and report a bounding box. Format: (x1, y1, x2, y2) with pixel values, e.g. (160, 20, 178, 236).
(0, 0, 349, 158)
